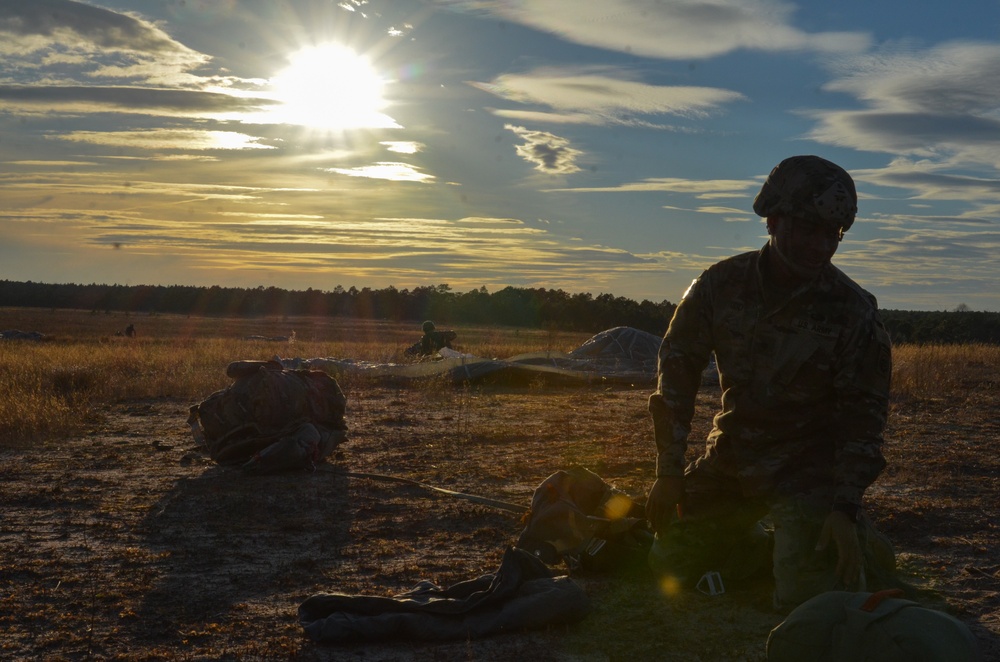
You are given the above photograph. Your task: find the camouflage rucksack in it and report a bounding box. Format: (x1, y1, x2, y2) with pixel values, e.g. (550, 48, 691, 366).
(515, 466, 653, 573)
(188, 360, 348, 473)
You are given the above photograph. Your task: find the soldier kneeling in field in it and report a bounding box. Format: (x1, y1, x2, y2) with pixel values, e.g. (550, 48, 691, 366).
(645, 155, 897, 609)
(405, 320, 457, 357)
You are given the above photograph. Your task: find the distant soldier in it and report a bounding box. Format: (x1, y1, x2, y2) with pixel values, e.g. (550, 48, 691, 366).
(406, 320, 457, 356)
(645, 155, 895, 609)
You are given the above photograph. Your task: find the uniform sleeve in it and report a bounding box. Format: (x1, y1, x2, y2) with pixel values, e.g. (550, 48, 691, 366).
(832, 305, 891, 506)
(649, 275, 716, 477)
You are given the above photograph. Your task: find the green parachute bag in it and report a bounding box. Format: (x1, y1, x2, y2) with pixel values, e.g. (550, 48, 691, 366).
(767, 589, 982, 662)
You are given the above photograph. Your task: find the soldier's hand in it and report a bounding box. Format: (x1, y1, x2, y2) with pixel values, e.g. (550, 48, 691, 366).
(645, 476, 684, 535)
(816, 510, 863, 589)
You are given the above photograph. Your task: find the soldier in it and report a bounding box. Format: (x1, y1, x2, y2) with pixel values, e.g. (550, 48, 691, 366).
(645, 155, 894, 609)
(410, 320, 457, 356)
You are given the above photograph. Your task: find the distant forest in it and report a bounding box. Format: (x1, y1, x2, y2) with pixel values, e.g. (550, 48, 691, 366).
(2, 279, 999, 344)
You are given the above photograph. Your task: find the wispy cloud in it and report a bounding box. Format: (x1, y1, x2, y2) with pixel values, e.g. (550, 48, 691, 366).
(54, 129, 273, 151)
(438, 0, 871, 59)
(838, 229, 1000, 293)
(855, 160, 1000, 204)
(381, 141, 423, 154)
(0, 207, 672, 293)
(471, 66, 745, 127)
(545, 177, 755, 195)
(0, 85, 271, 118)
(325, 163, 435, 182)
(808, 42, 1000, 169)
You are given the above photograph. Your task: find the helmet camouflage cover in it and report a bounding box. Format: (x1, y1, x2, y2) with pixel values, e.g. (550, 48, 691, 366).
(752, 155, 858, 231)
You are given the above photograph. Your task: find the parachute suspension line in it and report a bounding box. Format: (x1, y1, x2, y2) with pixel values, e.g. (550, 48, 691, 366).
(316, 467, 527, 514)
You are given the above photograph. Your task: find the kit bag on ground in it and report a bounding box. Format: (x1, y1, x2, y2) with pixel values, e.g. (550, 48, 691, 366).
(766, 588, 982, 662)
(188, 360, 348, 473)
(515, 466, 653, 573)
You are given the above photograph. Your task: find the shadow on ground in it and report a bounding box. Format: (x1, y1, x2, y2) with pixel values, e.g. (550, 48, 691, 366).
(137, 466, 352, 639)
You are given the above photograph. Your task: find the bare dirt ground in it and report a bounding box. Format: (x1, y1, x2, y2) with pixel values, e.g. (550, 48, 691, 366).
(2, 372, 999, 660)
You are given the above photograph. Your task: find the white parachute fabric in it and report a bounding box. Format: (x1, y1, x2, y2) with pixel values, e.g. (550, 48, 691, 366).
(277, 326, 665, 387)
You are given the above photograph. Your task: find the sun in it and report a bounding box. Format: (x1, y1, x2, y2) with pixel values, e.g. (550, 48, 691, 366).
(267, 43, 398, 131)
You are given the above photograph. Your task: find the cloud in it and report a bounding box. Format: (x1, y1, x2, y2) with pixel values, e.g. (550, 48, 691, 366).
(842, 229, 1000, 282)
(505, 125, 583, 174)
(485, 109, 603, 125)
(9, 159, 99, 167)
(325, 163, 436, 182)
(855, 160, 1000, 203)
(0, 208, 672, 293)
(54, 129, 273, 151)
(470, 67, 746, 126)
(824, 42, 1000, 115)
(381, 141, 423, 154)
(692, 205, 752, 216)
(0, 0, 268, 134)
(437, 0, 871, 59)
(0, 0, 192, 53)
(544, 177, 755, 195)
(0, 0, 208, 83)
(808, 42, 1000, 168)
(0, 84, 272, 117)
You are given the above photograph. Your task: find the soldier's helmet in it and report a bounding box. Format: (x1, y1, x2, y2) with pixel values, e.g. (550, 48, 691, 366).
(752, 155, 857, 231)
(422, 320, 436, 333)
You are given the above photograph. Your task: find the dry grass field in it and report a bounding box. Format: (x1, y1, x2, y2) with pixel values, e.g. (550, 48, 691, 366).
(1, 307, 998, 660)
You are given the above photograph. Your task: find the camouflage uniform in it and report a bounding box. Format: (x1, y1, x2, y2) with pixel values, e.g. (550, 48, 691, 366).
(648, 156, 892, 608)
(403, 320, 459, 356)
(420, 329, 457, 355)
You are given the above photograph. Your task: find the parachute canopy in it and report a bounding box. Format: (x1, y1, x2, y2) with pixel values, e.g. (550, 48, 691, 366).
(278, 326, 673, 387)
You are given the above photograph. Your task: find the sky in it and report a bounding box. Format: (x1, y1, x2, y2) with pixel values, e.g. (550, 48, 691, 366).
(1, 0, 999, 312)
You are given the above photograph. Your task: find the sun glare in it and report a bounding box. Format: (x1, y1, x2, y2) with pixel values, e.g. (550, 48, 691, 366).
(267, 43, 398, 130)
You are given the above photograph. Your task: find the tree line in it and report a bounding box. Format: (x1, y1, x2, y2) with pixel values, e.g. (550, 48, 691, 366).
(2, 279, 998, 343)
(0, 280, 677, 335)
(879, 309, 1000, 344)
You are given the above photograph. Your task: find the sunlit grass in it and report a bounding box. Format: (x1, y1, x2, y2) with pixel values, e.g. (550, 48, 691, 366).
(891, 343, 999, 401)
(2, 307, 997, 447)
(0, 309, 592, 446)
